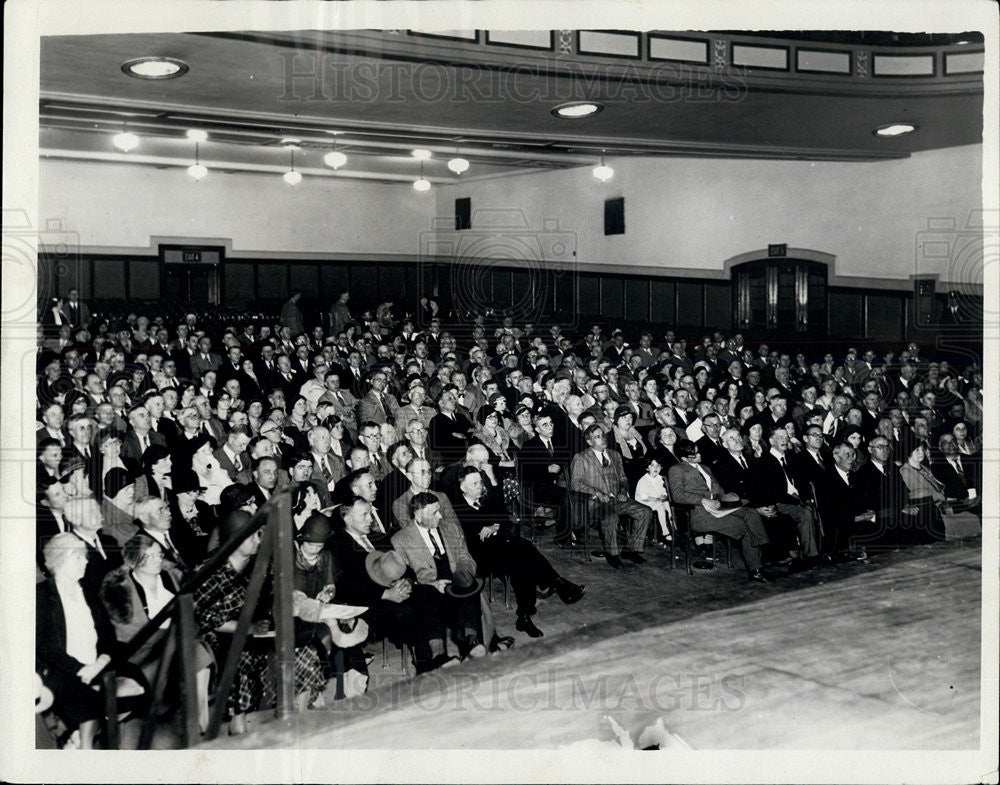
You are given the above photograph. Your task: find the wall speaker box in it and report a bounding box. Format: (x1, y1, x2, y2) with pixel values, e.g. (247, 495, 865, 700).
(604, 197, 625, 235)
(455, 197, 471, 231)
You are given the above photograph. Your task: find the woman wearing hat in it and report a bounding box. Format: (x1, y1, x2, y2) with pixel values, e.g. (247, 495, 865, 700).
(508, 405, 536, 449)
(100, 532, 214, 732)
(37, 533, 148, 749)
(473, 404, 515, 467)
(608, 406, 648, 491)
(193, 511, 326, 735)
(292, 512, 370, 700)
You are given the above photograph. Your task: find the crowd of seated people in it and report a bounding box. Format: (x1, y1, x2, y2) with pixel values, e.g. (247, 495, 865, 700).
(34, 288, 984, 746)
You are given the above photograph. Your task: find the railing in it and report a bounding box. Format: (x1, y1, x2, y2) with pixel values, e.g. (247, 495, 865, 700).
(93, 490, 298, 748)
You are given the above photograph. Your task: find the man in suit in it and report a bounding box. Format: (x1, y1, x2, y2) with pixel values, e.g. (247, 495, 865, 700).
(569, 424, 651, 569)
(37, 402, 69, 447)
(214, 424, 253, 483)
(63, 496, 123, 594)
(428, 389, 474, 465)
(932, 433, 980, 508)
(120, 403, 168, 473)
(391, 490, 486, 664)
(516, 411, 573, 544)
(318, 372, 360, 439)
(244, 455, 280, 507)
(854, 436, 917, 553)
(36, 480, 71, 567)
(667, 439, 770, 582)
(451, 466, 583, 638)
(747, 426, 821, 567)
(189, 335, 222, 382)
(393, 384, 436, 440)
(713, 428, 754, 499)
(357, 369, 399, 427)
(63, 287, 91, 329)
(330, 500, 448, 672)
(132, 496, 191, 579)
(814, 443, 879, 560)
(694, 413, 728, 468)
(793, 425, 831, 506)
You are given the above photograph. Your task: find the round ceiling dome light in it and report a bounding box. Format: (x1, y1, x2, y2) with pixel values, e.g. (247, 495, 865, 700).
(121, 57, 189, 80)
(593, 163, 614, 182)
(112, 131, 140, 152)
(186, 129, 208, 142)
(874, 123, 918, 137)
(413, 178, 431, 192)
(187, 163, 208, 181)
(447, 157, 470, 174)
(324, 151, 348, 169)
(283, 170, 303, 186)
(411, 149, 432, 161)
(552, 102, 603, 119)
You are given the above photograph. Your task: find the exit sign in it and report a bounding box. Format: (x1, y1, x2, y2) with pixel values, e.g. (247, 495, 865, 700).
(183, 250, 202, 262)
(768, 244, 787, 257)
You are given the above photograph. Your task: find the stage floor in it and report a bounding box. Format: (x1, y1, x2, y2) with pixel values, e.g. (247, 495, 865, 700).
(200, 539, 981, 751)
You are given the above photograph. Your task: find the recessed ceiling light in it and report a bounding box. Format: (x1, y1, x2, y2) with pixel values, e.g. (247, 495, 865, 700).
(411, 149, 432, 161)
(552, 102, 604, 119)
(186, 129, 208, 142)
(874, 123, 918, 137)
(121, 57, 189, 80)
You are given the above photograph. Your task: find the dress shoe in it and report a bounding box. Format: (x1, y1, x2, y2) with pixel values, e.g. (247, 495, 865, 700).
(467, 644, 487, 659)
(536, 583, 557, 600)
(749, 569, 769, 583)
(490, 635, 515, 652)
(605, 553, 625, 569)
(621, 550, 646, 565)
(515, 615, 544, 638)
(554, 577, 585, 605)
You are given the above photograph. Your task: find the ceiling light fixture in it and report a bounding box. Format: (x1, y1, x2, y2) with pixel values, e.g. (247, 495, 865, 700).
(186, 129, 208, 143)
(283, 147, 302, 186)
(112, 122, 139, 152)
(447, 147, 470, 174)
(412, 148, 432, 161)
(187, 142, 207, 181)
(552, 102, 603, 119)
(121, 57, 189, 80)
(324, 135, 347, 169)
(593, 151, 614, 183)
(413, 160, 431, 192)
(874, 123, 918, 137)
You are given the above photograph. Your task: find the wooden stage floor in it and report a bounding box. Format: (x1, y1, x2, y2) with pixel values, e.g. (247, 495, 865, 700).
(200, 539, 982, 751)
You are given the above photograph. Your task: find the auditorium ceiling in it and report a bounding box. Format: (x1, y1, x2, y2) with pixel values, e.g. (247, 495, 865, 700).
(39, 29, 985, 186)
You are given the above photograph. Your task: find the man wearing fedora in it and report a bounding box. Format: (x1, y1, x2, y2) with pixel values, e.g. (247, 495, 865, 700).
(391, 491, 487, 667)
(667, 439, 771, 583)
(451, 466, 584, 639)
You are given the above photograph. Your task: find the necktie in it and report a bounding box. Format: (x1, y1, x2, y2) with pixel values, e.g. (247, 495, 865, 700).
(601, 452, 610, 468)
(738, 455, 747, 470)
(139, 434, 147, 453)
(779, 457, 799, 497)
(430, 530, 446, 558)
(952, 459, 965, 480)
(545, 440, 553, 457)
(471, 500, 480, 510)
(370, 510, 385, 535)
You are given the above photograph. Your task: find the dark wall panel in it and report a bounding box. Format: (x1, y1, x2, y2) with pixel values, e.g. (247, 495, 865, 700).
(554, 270, 575, 318)
(93, 259, 125, 299)
(866, 293, 903, 342)
(320, 263, 349, 299)
(290, 264, 319, 296)
(828, 289, 862, 338)
(491, 268, 512, 310)
(624, 279, 649, 322)
(378, 264, 406, 303)
(225, 263, 255, 305)
(57, 258, 90, 298)
(650, 280, 676, 325)
(704, 283, 732, 331)
(258, 264, 288, 301)
(676, 282, 702, 327)
(601, 278, 624, 319)
(129, 261, 159, 299)
(578, 274, 601, 317)
(510, 269, 533, 318)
